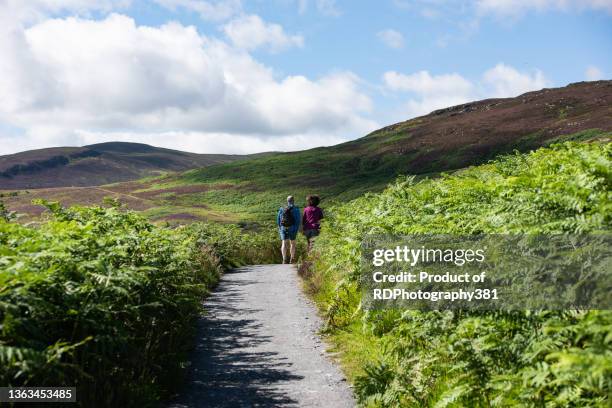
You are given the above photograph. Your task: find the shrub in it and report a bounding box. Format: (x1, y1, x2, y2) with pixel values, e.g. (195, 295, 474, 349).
(0, 202, 278, 407)
(306, 142, 612, 407)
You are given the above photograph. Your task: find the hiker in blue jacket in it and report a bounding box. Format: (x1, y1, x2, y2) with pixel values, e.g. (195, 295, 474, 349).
(277, 195, 301, 264)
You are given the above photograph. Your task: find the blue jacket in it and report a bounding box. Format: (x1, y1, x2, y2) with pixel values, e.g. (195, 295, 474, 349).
(277, 205, 301, 234)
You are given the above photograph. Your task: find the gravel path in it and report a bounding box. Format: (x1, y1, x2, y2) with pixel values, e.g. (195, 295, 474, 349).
(168, 264, 355, 408)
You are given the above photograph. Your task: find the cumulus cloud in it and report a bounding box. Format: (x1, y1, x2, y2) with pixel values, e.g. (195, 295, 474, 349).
(384, 70, 474, 96)
(482, 63, 548, 97)
(153, 0, 242, 21)
(0, 11, 377, 155)
(222, 15, 304, 52)
(383, 63, 549, 118)
(377, 29, 405, 49)
(384, 70, 475, 118)
(585, 65, 605, 81)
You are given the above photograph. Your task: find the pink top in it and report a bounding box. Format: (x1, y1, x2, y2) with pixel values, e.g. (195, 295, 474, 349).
(302, 206, 323, 230)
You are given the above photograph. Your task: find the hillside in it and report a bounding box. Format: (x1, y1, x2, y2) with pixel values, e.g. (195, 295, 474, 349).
(3, 80, 611, 223)
(0, 142, 255, 189)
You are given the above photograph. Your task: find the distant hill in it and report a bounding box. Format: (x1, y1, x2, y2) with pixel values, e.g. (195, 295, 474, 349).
(3, 80, 611, 223)
(150, 80, 612, 221)
(0, 142, 256, 189)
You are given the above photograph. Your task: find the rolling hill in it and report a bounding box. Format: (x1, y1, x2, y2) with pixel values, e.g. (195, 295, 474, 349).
(0, 142, 258, 189)
(2, 80, 611, 223)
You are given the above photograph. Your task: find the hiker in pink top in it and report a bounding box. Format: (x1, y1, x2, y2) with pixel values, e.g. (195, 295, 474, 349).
(302, 195, 323, 251)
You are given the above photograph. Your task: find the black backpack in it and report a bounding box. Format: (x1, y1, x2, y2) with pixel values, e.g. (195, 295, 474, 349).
(280, 206, 295, 227)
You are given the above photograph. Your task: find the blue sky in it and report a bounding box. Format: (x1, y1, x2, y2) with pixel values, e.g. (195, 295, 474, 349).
(0, 0, 610, 155)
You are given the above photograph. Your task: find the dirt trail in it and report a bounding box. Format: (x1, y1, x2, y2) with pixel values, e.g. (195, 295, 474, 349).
(168, 264, 355, 408)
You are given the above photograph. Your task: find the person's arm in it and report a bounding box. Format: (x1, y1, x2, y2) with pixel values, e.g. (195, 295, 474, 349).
(277, 208, 281, 227)
(302, 208, 307, 228)
(315, 207, 323, 228)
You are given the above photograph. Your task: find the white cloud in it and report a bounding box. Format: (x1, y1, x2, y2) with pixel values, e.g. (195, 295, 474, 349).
(585, 65, 605, 81)
(476, 0, 612, 17)
(223, 15, 304, 52)
(384, 70, 474, 96)
(0, 126, 352, 156)
(383, 70, 475, 118)
(482, 63, 548, 97)
(384, 63, 549, 118)
(377, 29, 405, 49)
(153, 0, 242, 21)
(0, 12, 377, 155)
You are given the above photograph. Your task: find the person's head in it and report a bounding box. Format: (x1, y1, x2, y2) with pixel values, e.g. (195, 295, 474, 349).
(287, 195, 295, 206)
(306, 195, 320, 207)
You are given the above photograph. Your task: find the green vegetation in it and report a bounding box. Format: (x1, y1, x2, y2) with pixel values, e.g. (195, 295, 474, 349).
(303, 142, 611, 407)
(0, 201, 16, 222)
(174, 142, 401, 221)
(0, 82, 610, 406)
(0, 201, 278, 407)
(94, 129, 607, 225)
